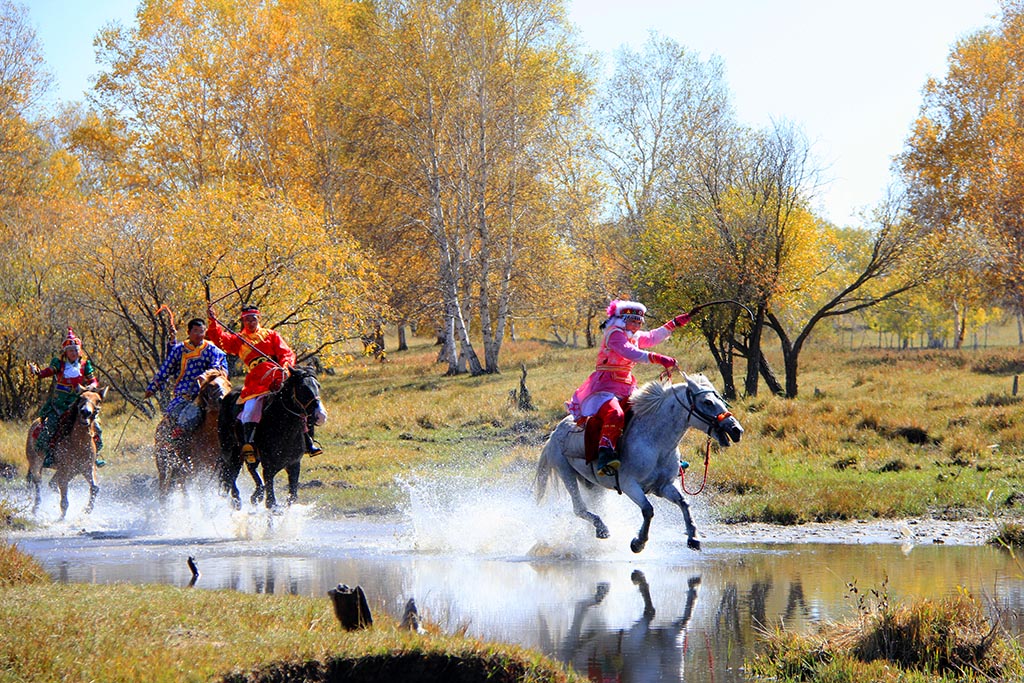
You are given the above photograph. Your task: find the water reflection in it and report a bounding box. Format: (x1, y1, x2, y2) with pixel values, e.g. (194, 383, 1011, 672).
(554, 570, 701, 682)
(11, 521, 1024, 683)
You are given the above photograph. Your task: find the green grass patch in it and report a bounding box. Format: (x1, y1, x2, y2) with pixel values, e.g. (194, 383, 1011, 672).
(988, 521, 1024, 550)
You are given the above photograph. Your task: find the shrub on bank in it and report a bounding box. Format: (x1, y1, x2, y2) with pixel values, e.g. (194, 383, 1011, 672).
(748, 587, 1024, 682)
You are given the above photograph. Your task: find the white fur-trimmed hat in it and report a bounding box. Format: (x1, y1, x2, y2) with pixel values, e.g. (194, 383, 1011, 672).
(607, 299, 647, 318)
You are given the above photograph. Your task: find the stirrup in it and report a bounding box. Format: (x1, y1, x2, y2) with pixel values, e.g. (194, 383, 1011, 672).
(595, 446, 620, 476)
(307, 441, 323, 457)
(240, 443, 258, 464)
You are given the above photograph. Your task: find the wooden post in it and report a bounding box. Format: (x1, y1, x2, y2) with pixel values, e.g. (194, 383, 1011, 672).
(328, 584, 373, 630)
(516, 363, 536, 411)
(186, 556, 199, 588)
(1013, 375, 1019, 397)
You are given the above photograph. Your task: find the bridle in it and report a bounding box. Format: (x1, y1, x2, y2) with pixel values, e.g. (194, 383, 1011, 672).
(198, 378, 228, 410)
(671, 382, 732, 496)
(279, 372, 320, 418)
(673, 383, 733, 439)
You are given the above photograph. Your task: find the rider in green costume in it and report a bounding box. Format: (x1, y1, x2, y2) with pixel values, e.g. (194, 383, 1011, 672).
(31, 328, 104, 468)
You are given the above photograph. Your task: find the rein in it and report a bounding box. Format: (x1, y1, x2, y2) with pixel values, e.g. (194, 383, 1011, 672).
(679, 440, 711, 495)
(666, 376, 732, 496)
(277, 375, 319, 419)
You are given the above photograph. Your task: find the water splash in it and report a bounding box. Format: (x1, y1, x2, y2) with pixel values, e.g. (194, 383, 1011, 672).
(18, 473, 310, 542)
(397, 467, 702, 561)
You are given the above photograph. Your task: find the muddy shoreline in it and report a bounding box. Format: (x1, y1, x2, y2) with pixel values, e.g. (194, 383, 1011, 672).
(704, 516, 1002, 546)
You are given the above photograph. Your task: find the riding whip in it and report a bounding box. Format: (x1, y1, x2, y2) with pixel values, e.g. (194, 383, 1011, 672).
(205, 262, 284, 307)
(205, 276, 283, 369)
(688, 299, 755, 322)
(113, 401, 151, 455)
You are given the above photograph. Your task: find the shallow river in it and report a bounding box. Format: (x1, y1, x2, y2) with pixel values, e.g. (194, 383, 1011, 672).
(8, 475, 1024, 683)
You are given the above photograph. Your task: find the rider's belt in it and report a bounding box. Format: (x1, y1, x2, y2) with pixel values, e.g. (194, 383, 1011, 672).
(55, 383, 75, 393)
(247, 357, 269, 370)
(595, 366, 634, 383)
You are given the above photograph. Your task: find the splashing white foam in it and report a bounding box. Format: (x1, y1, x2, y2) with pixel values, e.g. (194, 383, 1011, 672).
(18, 472, 310, 542)
(397, 466, 703, 561)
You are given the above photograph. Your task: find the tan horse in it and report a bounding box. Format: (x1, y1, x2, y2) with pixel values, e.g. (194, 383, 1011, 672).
(26, 388, 108, 519)
(154, 369, 232, 499)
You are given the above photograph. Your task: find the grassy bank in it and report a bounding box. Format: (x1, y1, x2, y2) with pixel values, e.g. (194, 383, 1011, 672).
(2, 334, 1024, 526)
(0, 540, 581, 683)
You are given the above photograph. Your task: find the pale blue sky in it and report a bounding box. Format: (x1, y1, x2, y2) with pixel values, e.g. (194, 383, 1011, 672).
(26, 0, 1002, 226)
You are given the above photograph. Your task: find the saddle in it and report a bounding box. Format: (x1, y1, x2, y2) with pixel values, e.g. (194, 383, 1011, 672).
(575, 400, 635, 465)
(51, 402, 81, 445)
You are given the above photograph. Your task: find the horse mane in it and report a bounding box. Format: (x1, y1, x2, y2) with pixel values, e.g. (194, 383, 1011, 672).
(631, 373, 713, 419)
(52, 400, 80, 442)
(630, 380, 672, 419)
(198, 368, 229, 386)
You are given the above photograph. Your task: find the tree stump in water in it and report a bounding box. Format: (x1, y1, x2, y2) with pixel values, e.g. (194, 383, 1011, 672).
(400, 597, 425, 634)
(328, 584, 373, 630)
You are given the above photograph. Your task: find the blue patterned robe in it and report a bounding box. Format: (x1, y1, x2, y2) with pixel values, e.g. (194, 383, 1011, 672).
(147, 340, 228, 415)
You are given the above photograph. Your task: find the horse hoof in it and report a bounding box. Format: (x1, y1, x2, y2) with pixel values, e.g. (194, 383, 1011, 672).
(595, 524, 610, 539)
(630, 538, 645, 553)
(687, 537, 702, 551)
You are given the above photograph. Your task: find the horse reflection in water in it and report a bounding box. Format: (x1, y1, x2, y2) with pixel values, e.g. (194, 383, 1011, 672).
(549, 570, 701, 683)
(537, 374, 743, 552)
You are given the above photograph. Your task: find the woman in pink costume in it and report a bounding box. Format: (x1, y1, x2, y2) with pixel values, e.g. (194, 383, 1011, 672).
(566, 300, 690, 475)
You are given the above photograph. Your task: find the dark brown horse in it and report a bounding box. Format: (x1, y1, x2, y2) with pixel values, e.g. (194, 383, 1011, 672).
(154, 369, 232, 499)
(26, 388, 107, 519)
(218, 365, 324, 510)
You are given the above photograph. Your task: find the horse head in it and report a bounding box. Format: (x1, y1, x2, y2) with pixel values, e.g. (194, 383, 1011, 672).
(76, 387, 107, 426)
(196, 369, 231, 411)
(682, 374, 743, 447)
(282, 365, 322, 418)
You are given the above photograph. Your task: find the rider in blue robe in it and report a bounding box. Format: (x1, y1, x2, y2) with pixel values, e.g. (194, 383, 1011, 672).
(145, 318, 228, 436)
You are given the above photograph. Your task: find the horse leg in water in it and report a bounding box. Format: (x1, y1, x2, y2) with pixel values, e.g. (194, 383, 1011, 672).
(248, 461, 266, 506)
(618, 479, 655, 554)
(261, 466, 279, 510)
(284, 461, 301, 506)
(55, 472, 73, 520)
(220, 456, 244, 510)
(83, 468, 99, 514)
(659, 482, 701, 551)
(556, 464, 609, 539)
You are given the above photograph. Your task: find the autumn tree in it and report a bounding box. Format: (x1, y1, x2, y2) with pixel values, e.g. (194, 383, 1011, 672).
(351, 0, 591, 374)
(900, 3, 1024, 341)
(0, 0, 61, 417)
(595, 33, 730, 237)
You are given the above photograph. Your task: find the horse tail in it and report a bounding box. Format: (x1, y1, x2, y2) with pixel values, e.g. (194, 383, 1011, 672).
(535, 440, 553, 501)
(536, 420, 569, 501)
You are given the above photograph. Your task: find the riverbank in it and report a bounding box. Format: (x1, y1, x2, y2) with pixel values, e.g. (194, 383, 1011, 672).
(707, 516, 1001, 546)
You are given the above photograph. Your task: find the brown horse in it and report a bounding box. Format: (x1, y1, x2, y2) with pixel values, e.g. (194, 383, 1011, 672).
(154, 369, 232, 499)
(26, 388, 108, 519)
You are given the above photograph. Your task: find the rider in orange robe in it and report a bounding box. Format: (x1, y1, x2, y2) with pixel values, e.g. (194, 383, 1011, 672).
(206, 304, 313, 463)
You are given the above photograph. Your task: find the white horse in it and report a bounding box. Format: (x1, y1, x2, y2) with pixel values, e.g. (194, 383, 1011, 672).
(536, 374, 743, 553)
